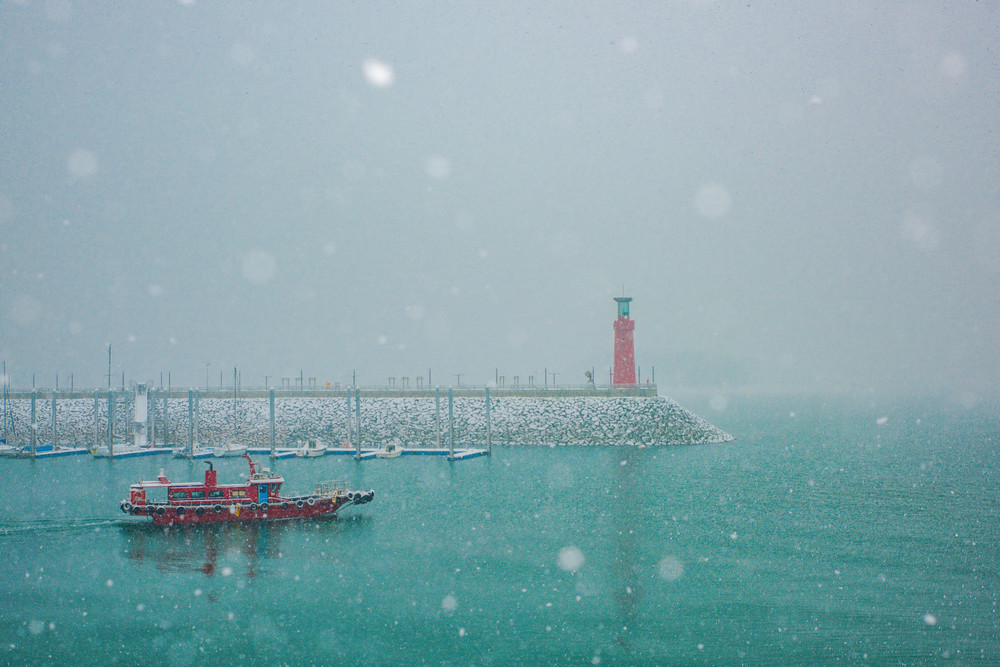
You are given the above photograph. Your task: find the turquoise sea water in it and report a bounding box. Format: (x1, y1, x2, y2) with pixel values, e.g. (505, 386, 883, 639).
(2, 394, 998, 665)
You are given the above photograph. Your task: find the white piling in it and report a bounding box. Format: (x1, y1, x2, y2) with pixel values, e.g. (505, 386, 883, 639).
(133, 383, 148, 448)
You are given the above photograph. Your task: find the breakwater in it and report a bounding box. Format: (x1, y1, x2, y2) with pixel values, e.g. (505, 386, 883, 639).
(2, 390, 733, 448)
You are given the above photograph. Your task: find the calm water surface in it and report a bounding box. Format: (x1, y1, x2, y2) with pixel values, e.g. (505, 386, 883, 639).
(2, 394, 998, 665)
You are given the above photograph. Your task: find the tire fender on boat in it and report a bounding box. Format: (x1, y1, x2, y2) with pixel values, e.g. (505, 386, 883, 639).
(156, 506, 165, 516)
(306, 497, 316, 506)
(281, 502, 289, 510)
(260, 503, 268, 512)
(195, 506, 205, 516)
(213, 504, 222, 513)
(295, 499, 304, 509)
(176, 506, 185, 515)
(122, 501, 132, 513)
(250, 503, 258, 511)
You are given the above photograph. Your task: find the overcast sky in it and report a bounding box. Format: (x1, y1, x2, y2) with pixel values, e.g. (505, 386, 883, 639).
(1, 1, 998, 400)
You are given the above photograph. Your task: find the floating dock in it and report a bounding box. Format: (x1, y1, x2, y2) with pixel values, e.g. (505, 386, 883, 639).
(245, 446, 489, 461)
(247, 448, 298, 459)
(0, 445, 90, 459)
(326, 447, 489, 461)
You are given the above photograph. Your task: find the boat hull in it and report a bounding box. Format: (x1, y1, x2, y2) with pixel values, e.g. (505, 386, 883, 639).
(296, 448, 327, 457)
(173, 447, 213, 459)
(124, 492, 373, 526)
(213, 447, 247, 458)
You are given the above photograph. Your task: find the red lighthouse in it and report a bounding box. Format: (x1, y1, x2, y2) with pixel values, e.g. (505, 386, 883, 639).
(613, 296, 636, 386)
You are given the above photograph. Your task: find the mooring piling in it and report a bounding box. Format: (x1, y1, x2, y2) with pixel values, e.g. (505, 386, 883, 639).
(448, 387, 455, 460)
(30, 390, 36, 457)
(345, 388, 352, 450)
(269, 388, 276, 459)
(106, 390, 114, 456)
(354, 388, 362, 460)
(51, 389, 57, 449)
(93, 392, 99, 448)
(187, 389, 194, 453)
(435, 387, 442, 448)
(485, 386, 492, 456)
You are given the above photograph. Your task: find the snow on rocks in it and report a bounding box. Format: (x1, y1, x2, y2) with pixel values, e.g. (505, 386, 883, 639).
(3, 395, 733, 448)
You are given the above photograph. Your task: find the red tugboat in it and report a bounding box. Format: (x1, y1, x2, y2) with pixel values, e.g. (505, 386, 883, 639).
(120, 453, 374, 525)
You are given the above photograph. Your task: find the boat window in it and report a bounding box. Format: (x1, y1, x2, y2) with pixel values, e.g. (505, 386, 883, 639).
(145, 488, 168, 505)
(190, 490, 206, 499)
(231, 489, 246, 498)
(171, 490, 189, 500)
(208, 490, 224, 498)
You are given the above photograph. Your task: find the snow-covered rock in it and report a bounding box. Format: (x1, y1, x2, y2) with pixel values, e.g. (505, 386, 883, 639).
(3, 395, 733, 447)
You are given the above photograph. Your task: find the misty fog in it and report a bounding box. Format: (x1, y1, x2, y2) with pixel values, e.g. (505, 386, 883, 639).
(2, 1, 998, 400)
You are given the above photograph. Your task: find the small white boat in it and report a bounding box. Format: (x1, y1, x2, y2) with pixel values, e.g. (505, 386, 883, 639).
(213, 442, 248, 458)
(295, 438, 328, 458)
(375, 439, 403, 459)
(0, 440, 25, 457)
(173, 443, 213, 459)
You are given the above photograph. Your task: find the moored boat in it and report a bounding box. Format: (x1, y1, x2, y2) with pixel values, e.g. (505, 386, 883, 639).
(375, 439, 403, 459)
(173, 443, 213, 459)
(295, 437, 327, 458)
(212, 442, 247, 458)
(121, 453, 374, 525)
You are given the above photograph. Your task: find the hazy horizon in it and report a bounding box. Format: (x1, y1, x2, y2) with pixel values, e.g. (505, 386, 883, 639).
(2, 1, 998, 402)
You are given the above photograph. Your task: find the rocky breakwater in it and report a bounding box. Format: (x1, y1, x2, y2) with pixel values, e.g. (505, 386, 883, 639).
(4, 395, 733, 448)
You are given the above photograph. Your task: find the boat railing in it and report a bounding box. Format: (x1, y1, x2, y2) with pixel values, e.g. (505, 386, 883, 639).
(314, 480, 344, 497)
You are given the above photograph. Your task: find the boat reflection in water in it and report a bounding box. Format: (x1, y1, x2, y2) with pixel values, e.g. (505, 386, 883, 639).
(121, 515, 367, 578)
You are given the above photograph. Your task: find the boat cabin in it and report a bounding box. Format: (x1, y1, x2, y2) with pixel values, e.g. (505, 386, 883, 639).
(127, 458, 285, 508)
